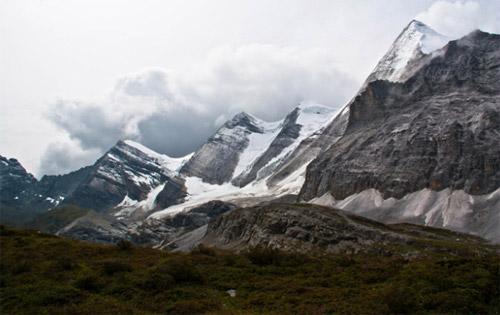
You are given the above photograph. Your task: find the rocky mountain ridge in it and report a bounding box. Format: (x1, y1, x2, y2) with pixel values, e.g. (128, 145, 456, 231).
(1, 20, 499, 247)
(199, 203, 489, 254)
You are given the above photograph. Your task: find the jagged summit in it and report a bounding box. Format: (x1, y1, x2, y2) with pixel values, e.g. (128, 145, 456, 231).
(180, 111, 282, 185)
(366, 19, 450, 83)
(222, 111, 270, 134)
(301, 25, 500, 242)
(0, 155, 37, 211)
(1, 21, 499, 246)
(452, 28, 499, 47)
(116, 139, 192, 173)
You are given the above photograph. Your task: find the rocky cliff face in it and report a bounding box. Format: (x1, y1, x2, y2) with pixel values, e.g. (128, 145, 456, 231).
(232, 108, 301, 187)
(62, 140, 187, 211)
(180, 112, 280, 185)
(2, 20, 499, 247)
(123, 200, 237, 247)
(180, 104, 338, 193)
(0, 156, 37, 211)
(270, 20, 450, 183)
(366, 20, 450, 83)
(1, 140, 189, 217)
(301, 30, 500, 202)
(201, 203, 486, 253)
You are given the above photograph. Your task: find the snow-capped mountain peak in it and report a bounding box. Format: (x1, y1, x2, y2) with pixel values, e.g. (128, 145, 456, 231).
(120, 140, 193, 173)
(367, 19, 450, 83)
(222, 111, 269, 133)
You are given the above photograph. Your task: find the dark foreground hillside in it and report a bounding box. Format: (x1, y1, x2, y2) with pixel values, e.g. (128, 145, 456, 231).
(0, 226, 499, 315)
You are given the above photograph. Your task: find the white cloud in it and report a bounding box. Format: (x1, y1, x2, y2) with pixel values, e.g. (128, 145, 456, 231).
(416, 1, 500, 37)
(42, 44, 358, 175)
(4, 1, 498, 176)
(39, 140, 101, 176)
(184, 44, 358, 121)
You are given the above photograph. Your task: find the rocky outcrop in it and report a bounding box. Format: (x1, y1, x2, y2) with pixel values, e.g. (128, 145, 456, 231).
(62, 140, 186, 211)
(180, 104, 337, 191)
(3, 21, 499, 248)
(0, 155, 37, 209)
(1, 140, 188, 220)
(154, 177, 188, 209)
(232, 108, 301, 187)
(366, 20, 449, 83)
(311, 187, 500, 243)
(65, 141, 163, 210)
(57, 210, 129, 243)
(36, 166, 93, 202)
(180, 112, 266, 185)
(301, 30, 500, 202)
(0, 156, 40, 226)
(265, 106, 347, 188)
(163, 200, 236, 230)
(130, 200, 237, 247)
(201, 203, 485, 253)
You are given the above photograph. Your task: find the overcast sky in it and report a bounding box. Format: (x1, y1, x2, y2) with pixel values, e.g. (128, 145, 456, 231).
(1, 0, 499, 177)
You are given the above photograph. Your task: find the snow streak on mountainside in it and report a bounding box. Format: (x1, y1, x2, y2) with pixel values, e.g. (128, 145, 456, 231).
(301, 29, 500, 242)
(0, 156, 38, 215)
(122, 140, 193, 173)
(273, 20, 450, 181)
(233, 103, 339, 186)
(3, 20, 499, 247)
(150, 103, 339, 219)
(367, 20, 449, 83)
(179, 112, 282, 185)
(1, 140, 191, 217)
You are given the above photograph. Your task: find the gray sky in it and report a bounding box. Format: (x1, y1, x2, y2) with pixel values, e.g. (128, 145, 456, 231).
(1, 0, 499, 177)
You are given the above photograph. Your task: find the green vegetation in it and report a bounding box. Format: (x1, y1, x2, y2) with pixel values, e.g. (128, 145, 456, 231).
(28, 205, 90, 234)
(0, 205, 90, 234)
(0, 225, 499, 314)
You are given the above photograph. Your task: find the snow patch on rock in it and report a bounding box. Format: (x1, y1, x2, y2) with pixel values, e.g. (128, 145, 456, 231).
(368, 20, 450, 83)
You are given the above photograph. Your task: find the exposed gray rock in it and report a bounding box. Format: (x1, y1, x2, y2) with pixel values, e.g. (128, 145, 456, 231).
(1, 140, 188, 230)
(0, 155, 37, 209)
(36, 166, 93, 204)
(311, 187, 500, 243)
(202, 203, 405, 253)
(301, 30, 500, 201)
(232, 108, 301, 187)
(180, 112, 263, 184)
(129, 200, 237, 247)
(163, 225, 208, 252)
(57, 210, 128, 243)
(201, 203, 486, 253)
(65, 140, 181, 211)
(154, 177, 187, 210)
(365, 20, 449, 84)
(0, 156, 41, 226)
(265, 107, 347, 188)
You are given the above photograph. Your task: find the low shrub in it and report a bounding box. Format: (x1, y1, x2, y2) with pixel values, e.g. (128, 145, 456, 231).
(245, 246, 287, 266)
(116, 239, 133, 251)
(166, 299, 219, 315)
(141, 269, 175, 292)
(382, 284, 420, 314)
(0, 225, 14, 236)
(11, 260, 32, 275)
(192, 244, 217, 257)
(73, 270, 101, 292)
(101, 260, 132, 276)
(159, 258, 204, 284)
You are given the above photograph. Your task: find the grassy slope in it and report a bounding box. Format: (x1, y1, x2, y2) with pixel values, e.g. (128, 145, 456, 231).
(0, 225, 499, 315)
(0, 205, 90, 234)
(27, 205, 90, 234)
